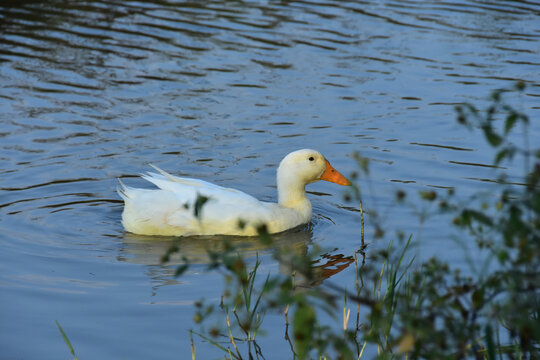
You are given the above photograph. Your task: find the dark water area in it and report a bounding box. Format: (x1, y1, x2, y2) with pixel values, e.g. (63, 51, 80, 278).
(1, 0, 539, 358)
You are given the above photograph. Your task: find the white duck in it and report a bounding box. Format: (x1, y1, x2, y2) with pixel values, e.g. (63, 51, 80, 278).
(118, 149, 351, 236)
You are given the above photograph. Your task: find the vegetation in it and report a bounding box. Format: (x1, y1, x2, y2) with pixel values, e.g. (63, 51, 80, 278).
(55, 84, 539, 359)
(168, 83, 539, 360)
(56, 321, 79, 360)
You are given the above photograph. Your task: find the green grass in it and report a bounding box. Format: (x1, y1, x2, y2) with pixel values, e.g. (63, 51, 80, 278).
(56, 321, 79, 360)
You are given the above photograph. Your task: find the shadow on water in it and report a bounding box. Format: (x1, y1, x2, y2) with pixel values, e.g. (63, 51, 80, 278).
(119, 225, 314, 266)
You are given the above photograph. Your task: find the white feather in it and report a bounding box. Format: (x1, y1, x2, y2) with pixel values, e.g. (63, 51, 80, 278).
(118, 149, 349, 236)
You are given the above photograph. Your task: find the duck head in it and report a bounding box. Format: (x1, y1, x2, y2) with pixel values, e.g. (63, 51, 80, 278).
(277, 149, 351, 209)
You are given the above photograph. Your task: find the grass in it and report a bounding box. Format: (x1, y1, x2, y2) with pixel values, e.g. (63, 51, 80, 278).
(56, 321, 79, 360)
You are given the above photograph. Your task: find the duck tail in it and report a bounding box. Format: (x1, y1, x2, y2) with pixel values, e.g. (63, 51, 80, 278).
(148, 163, 177, 182)
(117, 178, 129, 201)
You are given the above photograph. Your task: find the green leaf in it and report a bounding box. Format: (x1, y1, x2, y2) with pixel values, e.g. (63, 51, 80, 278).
(497, 250, 508, 263)
(193, 194, 210, 219)
(504, 112, 518, 134)
(56, 321, 78, 360)
(174, 264, 189, 277)
(467, 210, 494, 226)
(490, 89, 505, 103)
(461, 103, 479, 115)
(472, 288, 484, 309)
(483, 127, 503, 147)
(495, 148, 515, 165)
(257, 224, 272, 245)
(419, 190, 437, 201)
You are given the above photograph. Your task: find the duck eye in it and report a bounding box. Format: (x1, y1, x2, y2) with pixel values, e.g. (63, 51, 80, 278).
(308, 156, 314, 161)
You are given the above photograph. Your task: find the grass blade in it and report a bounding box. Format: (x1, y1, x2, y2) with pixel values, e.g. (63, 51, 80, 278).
(191, 330, 240, 359)
(56, 321, 78, 360)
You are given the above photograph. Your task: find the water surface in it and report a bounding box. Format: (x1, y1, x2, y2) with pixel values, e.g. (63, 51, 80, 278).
(1, 0, 539, 358)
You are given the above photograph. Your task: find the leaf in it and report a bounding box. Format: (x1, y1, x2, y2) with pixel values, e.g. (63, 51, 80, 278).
(397, 333, 415, 353)
(256, 224, 272, 245)
(472, 288, 484, 309)
(467, 210, 494, 226)
(419, 190, 437, 201)
(193, 194, 210, 219)
(495, 148, 515, 165)
(497, 250, 508, 263)
(460, 103, 478, 115)
(491, 89, 503, 102)
(174, 264, 189, 277)
(482, 126, 503, 147)
(504, 112, 518, 134)
(56, 321, 79, 360)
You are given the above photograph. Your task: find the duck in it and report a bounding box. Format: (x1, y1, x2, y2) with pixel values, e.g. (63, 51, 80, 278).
(118, 149, 351, 236)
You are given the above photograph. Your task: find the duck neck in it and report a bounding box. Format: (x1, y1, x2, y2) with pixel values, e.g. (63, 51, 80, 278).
(277, 174, 312, 218)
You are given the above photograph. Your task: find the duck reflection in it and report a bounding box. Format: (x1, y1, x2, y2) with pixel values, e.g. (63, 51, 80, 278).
(118, 225, 311, 265)
(118, 224, 355, 288)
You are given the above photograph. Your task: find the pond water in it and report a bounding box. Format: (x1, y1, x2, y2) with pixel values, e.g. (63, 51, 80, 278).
(1, 0, 539, 358)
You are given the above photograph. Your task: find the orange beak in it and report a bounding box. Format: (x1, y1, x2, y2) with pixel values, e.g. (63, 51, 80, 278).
(320, 159, 351, 186)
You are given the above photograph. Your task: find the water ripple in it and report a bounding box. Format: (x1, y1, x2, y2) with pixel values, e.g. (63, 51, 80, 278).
(0, 2, 539, 357)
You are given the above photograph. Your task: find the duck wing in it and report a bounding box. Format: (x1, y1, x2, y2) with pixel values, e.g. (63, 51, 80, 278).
(119, 166, 277, 236)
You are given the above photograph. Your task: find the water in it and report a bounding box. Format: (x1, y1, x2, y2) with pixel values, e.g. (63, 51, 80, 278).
(1, 0, 539, 358)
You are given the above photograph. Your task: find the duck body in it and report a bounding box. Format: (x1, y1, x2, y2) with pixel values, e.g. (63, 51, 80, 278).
(118, 149, 350, 237)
